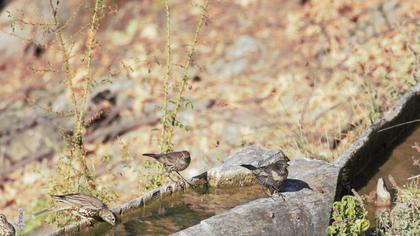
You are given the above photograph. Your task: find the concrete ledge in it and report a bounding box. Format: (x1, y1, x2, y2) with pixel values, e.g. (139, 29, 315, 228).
(174, 158, 340, 236)
(334, 83, 420, 196)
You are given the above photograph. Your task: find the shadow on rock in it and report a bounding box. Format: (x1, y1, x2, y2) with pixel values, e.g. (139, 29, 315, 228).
(282, 179, 312, 192)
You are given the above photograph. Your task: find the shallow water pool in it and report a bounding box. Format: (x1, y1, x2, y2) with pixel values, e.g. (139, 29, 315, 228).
(80, 185, 266, 235)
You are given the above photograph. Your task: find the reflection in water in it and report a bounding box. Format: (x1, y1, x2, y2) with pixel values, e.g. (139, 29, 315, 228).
(81, 185, 266, 236)
(359, 127, 420, 224)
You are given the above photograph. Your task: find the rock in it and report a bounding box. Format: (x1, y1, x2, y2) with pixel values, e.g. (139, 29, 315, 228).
(207, 35, 264, 80)
(334, 83, 420, 195)
(207, 145, 287, 187)
(174, 154, 340, 236)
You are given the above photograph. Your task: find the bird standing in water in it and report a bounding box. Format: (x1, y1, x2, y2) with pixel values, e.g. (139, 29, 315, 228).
(33, 193, 116, 225)
(0, 214, 15, 236)
(143, 151, 192, 186)
(241, 154, 290, 199)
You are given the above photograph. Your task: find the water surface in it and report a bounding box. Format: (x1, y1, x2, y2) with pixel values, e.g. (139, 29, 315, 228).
(358, 126, 420, 223)
(81, 185, 266, 235)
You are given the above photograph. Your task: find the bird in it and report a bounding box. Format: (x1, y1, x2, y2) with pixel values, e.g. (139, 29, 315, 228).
(33, 193, 116, 225)
(240, 155, 290, 199)
(367, 178, 391, 207)
(0, 214, 15, 236)
(143, 151, 191, 185)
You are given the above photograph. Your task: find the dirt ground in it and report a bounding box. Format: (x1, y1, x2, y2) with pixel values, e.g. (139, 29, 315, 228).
(0, 0, 418, 231)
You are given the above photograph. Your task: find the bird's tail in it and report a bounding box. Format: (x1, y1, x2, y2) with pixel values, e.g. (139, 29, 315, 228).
(32, 208, 53, 218)
(32, 206, 69, 218)
(142, 153, 160, 159)
(51, 194, 72, 200)
(240, 164, 257, 171)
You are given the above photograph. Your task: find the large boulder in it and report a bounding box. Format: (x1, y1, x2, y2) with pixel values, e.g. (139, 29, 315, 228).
(207, 145, 288, 187)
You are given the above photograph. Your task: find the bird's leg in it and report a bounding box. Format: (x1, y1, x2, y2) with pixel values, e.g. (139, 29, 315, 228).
(174, 171, 193, 188)
(273, 190, 286, 201)
(262, 187, 275, 201)
(71, 210, 86, 219)
(166, 172, 177, 183)
(72, 210, 95, 225)
(260, 179, 275, 201)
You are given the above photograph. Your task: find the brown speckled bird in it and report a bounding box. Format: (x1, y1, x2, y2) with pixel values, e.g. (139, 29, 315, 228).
(0, 214, 15, 236)
(241, 155, 290, 198)
(33, 194, 116, 225)
(143, 151, 191, 184)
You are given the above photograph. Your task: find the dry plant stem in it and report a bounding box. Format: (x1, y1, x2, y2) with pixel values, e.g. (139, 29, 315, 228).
(351, 188, 366, 211)
(165, 0, 209, 145)
(49, 0, 77, 108)
(48, 0, 88, 180)
(172, 0, 209, 116)
(73, 0, 104, 183)
(377, 119, 420, 132)
(407, 174, 420, 180)
(48, 0, 105, 186)
(160, 0, 173, 153)
(160, 0, 208, 153)
(360, 64, 380, 123)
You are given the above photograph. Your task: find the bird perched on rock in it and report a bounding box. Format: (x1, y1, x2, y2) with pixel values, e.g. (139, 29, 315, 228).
(143, 151, 191, 185)
(241, 155, 290, 199)
(0, 214, 15, 236)
(33, 193, 116, 225)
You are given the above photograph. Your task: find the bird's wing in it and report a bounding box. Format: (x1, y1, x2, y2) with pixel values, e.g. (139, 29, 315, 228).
(162, 152, 181, 161)
(269, 168, 283, 181)
(265, 161, 288, 181)
(269, 160, 287, 168)
(155, 155, 174, 166)
(156, 152, 184, 166)
(53, 194, 105, 209)
(166, 151, 190, 161)
(256, 174, 275, 188)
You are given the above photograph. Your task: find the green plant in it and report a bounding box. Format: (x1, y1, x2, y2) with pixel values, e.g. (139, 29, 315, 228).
(42, 0, 118, 226)
(48, 0, 104, 190)
(159, 0, 209, 153)
(327, 195, 370, 236)
(142, 0, 208, 187)
(141, 160, 167, 192)
(374, 142, 419, 236)
(374, 180, 419, 236)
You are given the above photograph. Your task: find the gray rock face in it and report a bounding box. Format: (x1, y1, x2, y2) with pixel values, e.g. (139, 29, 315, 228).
(175, 146, 340, 236)
(334, 83, 420, 195)
(207, 145, 288, 187)
(207, 35, 265, 80)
